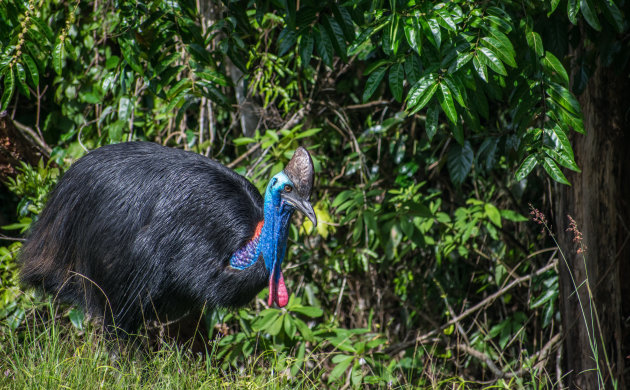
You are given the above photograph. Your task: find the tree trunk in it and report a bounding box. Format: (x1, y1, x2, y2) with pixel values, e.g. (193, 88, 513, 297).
(555, 48, 630, 389)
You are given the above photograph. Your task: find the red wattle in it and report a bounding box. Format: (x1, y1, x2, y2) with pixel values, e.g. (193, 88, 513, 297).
(268, 271, 289, 307)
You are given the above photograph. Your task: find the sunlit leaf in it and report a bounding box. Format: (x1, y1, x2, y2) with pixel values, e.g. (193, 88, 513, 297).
(542, 156, 570, 185)
(515, 154, 537, 181)
(407, 74, 438, 114)
(438, 82, 458, 125)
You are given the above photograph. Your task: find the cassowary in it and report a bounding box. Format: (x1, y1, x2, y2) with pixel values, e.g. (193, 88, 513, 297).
(19, 142, 316, 335)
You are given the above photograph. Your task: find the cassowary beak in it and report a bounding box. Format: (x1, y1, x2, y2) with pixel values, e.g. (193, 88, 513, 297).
(281, 191, 317, 227)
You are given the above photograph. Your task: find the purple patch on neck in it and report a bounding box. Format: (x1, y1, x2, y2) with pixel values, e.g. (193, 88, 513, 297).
(229, 221, 264, 270)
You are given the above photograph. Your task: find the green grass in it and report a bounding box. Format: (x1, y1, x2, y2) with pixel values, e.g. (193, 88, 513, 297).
(0, 309, 323, 390)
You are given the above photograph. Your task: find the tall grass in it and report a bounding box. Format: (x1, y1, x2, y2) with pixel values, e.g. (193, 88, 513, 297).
(0, 304, 322, 390)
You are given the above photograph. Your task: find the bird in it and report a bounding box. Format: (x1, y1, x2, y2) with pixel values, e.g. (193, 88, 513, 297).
(18, 142, 317, 336)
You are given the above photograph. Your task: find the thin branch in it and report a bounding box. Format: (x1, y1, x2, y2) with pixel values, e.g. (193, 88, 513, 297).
(10, 119, 52, 156)
(386, 258, 558, 355)
(0, 234, 25, 242)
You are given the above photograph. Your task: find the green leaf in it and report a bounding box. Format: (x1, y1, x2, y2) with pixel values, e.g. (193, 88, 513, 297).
(443, 76, 466, 107)
(404, 20, 421, 55)
(478, 47, 507, 76)
(407, 73, 438, 113)
(1, 67, 15, 111)
(472, 55, 488, 82)
(544, 147, 581, 172)
(526, 31, 544, 57)
(542, 51, 569, 86)
(15, 63, 28, 97)
(449, 51, 473, 73)
(580, 0, 601, 31)
(601, 0, 624, 32)
(484, 203, 502, 227)
(404, 54, 422, 85)
(438, 82, 458, 124)
(500, 209, 528, 222)
(349, 17, 389, 55)
(324, 15, 348, 61)
(542, 156, 570, 185)
(447, 141, 473, 186)
(291, 305, 323, 318)
(277, 28, 297, 56)
(332, 4, 355, 41)
(548, 125, 573, 156)
(388, 63, 404, 102)
(515, 154, 537, 181)
(436, 6, 457, 31)
(547, 82, 582, 117)
(22, 54, 39, 86)
(329, 355, 354, 383)
(425, 103, 439, 141)
(299, 33, 314, 66)
(481, 36, 516, 68)
(69, 308, 84, 330)
(53, 38, 65, 75)
(362, 66, 387, 102)
(567, 0, 580, 24)
(426, 17, 441, 49)
(315, 26, 334, 67)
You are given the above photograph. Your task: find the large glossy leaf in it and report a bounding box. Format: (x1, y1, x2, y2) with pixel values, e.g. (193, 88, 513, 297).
(315, 26, 334, 67)
(299, 33, 314, 66)
(526, 31, 544, 57)
(404, 54, 422, 85)
(601, 0, 624, 32)
(481, 36, 516, 68)
(1, 66, 15, 111)
(544, 147, 580, 172)
(426, 17, 441, 49)
(407, 73, 438, 114)
(277, 28, 297, 56)
(547, 82, 582, 117)
(580, 0, 601, 31)
(447, 140, 473, 186)
(362, 66, 387, 102)
(472, 55, 488, 82)
(542, 156, 570, 185)
(438, 82, 458, 125)
(15, 63, 28, 97)
(388, 63, 404, 102)
(515, 154, 537, 181)
(349, 17, 389, 55)
(542, 51, 569, 86)
(478, 47, 507, 76)
(404, 18, 421, 55)
(53, 38, 65, 75)
(324, 15, 348, 60)
(21, 53, 39, 86)
(332, 4, 355, 41)
(425, 103, 439, 141)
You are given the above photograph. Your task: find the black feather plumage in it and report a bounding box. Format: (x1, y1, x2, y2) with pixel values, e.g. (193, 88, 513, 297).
(19, 142, 271, 333)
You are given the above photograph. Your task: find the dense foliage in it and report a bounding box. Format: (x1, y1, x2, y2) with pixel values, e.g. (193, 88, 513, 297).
(1, 0, 624, 387)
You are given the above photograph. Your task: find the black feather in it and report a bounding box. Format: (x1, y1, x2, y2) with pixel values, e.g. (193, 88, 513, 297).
(19, 142, 270, 333)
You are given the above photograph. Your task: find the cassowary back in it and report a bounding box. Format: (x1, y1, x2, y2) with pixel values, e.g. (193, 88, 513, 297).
(19, 142, 269, 332)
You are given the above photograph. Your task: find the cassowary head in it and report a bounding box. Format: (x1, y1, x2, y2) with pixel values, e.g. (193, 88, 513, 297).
(261, 147, 317, 307)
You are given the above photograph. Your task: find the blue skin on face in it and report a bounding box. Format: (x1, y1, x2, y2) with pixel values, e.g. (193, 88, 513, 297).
(229, 171, 295, 282)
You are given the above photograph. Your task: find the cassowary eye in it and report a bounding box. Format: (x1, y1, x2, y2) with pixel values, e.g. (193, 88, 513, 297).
(284, 185, 292, 193)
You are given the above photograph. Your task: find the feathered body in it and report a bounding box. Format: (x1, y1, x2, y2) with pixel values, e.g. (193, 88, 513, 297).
(19, 142, 316, 334)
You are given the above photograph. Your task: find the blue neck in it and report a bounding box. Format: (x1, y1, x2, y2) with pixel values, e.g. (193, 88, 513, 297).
(229, 181, 294, 279)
